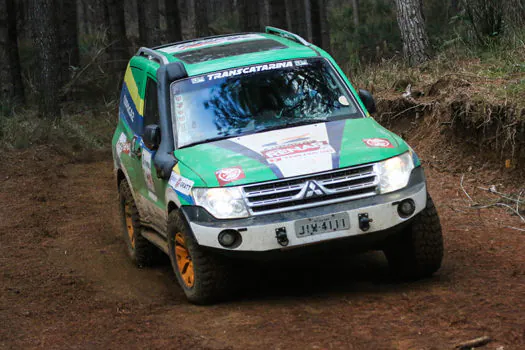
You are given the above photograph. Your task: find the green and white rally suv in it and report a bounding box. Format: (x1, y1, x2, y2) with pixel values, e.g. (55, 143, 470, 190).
(112, 27, 444, 304)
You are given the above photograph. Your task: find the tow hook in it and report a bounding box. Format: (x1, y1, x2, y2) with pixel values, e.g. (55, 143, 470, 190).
(358, 213, 373, 232)
(275, 227, 289, 246)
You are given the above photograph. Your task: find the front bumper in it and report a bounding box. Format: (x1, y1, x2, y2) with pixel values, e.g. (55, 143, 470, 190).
(182, 167, 427, 253)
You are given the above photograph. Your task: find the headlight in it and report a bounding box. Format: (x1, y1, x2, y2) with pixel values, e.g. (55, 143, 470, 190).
(377, 152, 415, 194)
(192, 187, 249, 219)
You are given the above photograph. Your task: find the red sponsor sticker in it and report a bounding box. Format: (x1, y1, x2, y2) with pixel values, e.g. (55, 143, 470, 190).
(262, 140, 334, 163)
(362, 138, 394, 148)
(120, 142, 130, 154)
(215, 166, 246, 186)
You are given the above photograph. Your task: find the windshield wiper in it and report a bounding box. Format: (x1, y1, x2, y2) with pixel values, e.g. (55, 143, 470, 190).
(249, 118, 330, 134)
(179, 135, 234, 148)
(180, 119, 329, 148)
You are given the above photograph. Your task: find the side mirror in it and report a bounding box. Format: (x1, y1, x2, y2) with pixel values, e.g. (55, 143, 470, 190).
(358, 89, 377, 114)
(143, 124, 161, 150)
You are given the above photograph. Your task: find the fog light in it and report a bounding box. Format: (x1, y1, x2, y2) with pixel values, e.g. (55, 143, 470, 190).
(398, 199, 416, 218)
(218, 230, 241, 248)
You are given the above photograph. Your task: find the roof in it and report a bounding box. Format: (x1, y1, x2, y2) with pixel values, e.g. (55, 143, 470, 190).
(145, 30, 321, 77)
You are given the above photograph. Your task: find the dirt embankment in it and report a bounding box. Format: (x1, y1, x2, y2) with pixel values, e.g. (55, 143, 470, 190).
(375, 74, 525, 179)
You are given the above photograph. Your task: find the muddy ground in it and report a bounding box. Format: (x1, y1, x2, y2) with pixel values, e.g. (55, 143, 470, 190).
(0, 142, 523, 349)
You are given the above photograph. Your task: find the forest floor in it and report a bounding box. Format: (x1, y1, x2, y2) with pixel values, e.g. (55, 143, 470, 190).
(0, 125, 524, 349)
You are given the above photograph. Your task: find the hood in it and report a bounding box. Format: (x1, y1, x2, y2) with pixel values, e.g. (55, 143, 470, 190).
(174, 118, 409, 187)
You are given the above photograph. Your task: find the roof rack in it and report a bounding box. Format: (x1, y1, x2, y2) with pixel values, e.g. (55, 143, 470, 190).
(136, 47, 169, 65)
(265, 26, 311, 47)
(153, 33, 257, 50)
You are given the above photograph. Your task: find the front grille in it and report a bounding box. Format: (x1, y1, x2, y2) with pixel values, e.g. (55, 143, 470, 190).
(242, 164, 379, 215)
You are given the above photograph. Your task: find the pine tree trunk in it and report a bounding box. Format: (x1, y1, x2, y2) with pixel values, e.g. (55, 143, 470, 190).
(393, 0, 430, 66)
(259, 0, 269, 30)
(29, 0, 61, 118)
(240, 0, 260, 32)
(87, 0, 106, 33)
(57, 0, 79, 85)
(105, 0, 129, 72)
(309, 0, 322, 46)
(187, 0, 208, 38)
(304, 0, 312, 41)
(165, 0, 182, 42)
(138, 0, 160, 45)
(286, 0, 306, 36)
(194, 0, 210, 37)
(268, 0, 287, 29)
(318, 0, 330, 51)
(0, 0, 25, 104)
(351, 0, 359, 32)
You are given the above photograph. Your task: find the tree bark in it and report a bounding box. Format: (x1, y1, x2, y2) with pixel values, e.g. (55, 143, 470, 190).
(286, 0, 306, 36)
(29, 0, 61, 118)
(138, 0, 160, 45)
(309, 0, 322, 46)
(165, 0, 182, 42)
(318, 0, 330, 51)
(351, 0, 359, 32)
(187, 0, 208, 38)
(57, 0, 79, 85)
(0, 0, 25, 104)
(86, 0, 105, 34)
(105, 0, 129, 72)
(393, 0, 430, 66)
(240, 0, 260, 32)
(268, 0, 287, 29)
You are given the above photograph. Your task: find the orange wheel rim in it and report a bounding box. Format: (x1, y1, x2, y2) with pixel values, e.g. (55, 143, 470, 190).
(175, 233, 194, 288)
(124, 202, 135, 249)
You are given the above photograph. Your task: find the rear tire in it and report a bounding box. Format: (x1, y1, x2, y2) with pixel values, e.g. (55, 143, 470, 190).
(167, 210, 233, 305)
(384, 193, 444, 279)
(119, 180, 157, 267)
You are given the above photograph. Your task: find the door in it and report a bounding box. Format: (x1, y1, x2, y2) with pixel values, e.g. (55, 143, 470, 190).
(138, 75, 168, 231)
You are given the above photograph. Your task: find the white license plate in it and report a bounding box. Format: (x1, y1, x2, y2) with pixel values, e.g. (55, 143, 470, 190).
(294, 212, 350, 238)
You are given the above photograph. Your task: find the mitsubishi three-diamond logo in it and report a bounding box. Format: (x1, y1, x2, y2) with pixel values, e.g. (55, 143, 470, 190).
(305, 181, 324, 198)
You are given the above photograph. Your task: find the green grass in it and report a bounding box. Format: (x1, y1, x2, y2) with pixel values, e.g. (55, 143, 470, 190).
(349, 38, 525, 114)
(0, 102, 116, 152)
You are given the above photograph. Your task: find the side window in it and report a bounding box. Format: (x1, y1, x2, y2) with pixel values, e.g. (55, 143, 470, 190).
(144, 78, 159, 126)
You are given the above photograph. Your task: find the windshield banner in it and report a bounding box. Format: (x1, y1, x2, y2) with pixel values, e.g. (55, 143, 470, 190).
(199, 60, 309, 82)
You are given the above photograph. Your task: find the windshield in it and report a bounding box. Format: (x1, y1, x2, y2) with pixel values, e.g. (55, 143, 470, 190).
(171, 58, 364, 148)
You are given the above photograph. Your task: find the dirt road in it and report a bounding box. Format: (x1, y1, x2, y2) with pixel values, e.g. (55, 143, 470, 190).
(0, 147, 523, 349)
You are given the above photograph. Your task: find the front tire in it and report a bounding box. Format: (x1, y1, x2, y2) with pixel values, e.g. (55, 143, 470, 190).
(167, 211, 233, 305)
(384, 193, 444, 279)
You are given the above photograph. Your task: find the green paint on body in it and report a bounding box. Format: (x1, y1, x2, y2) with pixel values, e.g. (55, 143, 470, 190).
(175, 143, 278, 187)
(339, 118, 409, 168)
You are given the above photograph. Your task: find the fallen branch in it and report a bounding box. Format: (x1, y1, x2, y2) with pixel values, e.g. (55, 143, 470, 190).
(61, 40, 117, 97)
(471, 202, 525, 223)
(506, 226, 525, 232)
(517, 190, 523, 215)
(389, 103, 428, 120)
(455, 336, 492, 349)
(460, 176, 525, 222)
(477, 186, 525, 206)
(460, 174, 474, 204)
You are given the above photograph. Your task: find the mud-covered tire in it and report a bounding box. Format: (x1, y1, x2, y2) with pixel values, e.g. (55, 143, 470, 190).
(167, 210, 233, 305)
(119, 180, 157, 267)
(384, 193, 444, 279)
